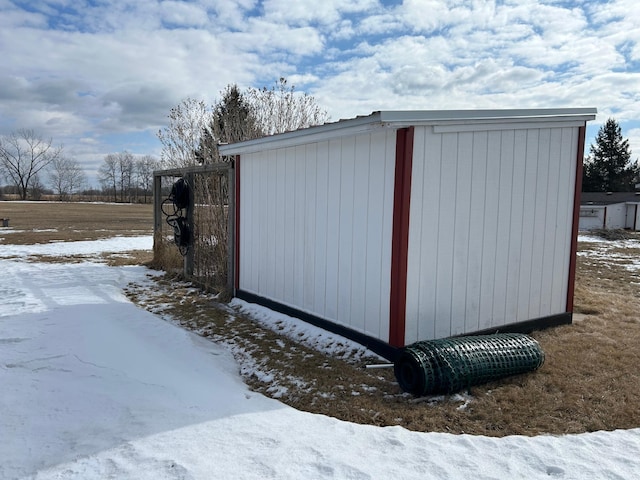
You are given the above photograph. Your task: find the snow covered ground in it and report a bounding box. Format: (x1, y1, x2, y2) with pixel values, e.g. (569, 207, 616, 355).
(2, 235, 640, 479)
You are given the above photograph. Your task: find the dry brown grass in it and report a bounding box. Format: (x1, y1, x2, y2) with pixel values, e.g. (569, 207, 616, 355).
(150, 231, 184, 272)
(4, 201, 640, 437)
(0, 201, 153, 245)
(127, 234, 640, 437)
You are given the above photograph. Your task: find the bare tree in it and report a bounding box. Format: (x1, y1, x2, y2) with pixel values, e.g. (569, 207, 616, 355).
(117, 151, 134, 202)
(49, 156, 87, 200)
(135, 155, 159, 203)
(246, 78, 329, 136)
(29, 174, 47, 200)
(98, 154, 118, 202)
(158, 80, 328, 168)
(98, 151, 134, 202)
(0, 129, 63, 200)
(157, 98, 211, 168)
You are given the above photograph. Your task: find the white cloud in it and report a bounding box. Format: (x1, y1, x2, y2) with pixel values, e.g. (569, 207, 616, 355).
(356, 13, 404, 37)
(400, 0, 474, 33)
(0, 4, 47, 29)
(237, 19, 324, 55)
(1, 0, 640, 187)
(261, 0, 340, 25)
(199, 0, 258, 31)
(627, 128, 640, 160)
(261, 0, 379, 26)
(329, 19, 356, 41)
(159, 1, 210, 28)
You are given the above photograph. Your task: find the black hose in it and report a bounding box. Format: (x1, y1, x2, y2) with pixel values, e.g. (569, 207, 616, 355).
(160, 178, 191, 256)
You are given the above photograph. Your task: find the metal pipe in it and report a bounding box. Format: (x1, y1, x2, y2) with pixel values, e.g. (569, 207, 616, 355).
(365, 363, 394, 369)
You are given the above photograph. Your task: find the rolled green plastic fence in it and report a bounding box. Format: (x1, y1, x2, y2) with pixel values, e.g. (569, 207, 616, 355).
(394, 333, 545, 396)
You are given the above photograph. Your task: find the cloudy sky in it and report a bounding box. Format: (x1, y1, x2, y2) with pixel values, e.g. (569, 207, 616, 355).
(1, 0, 639, 187)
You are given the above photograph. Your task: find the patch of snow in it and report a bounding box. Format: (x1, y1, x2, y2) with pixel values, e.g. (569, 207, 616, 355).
(1, 236, 639, 479)
(578, 234, 608, 243)
(0, 235, 152, 258)
(578, 235, 640, 272)
(230, 298, 383, 362)
(452, 393, 473, 411)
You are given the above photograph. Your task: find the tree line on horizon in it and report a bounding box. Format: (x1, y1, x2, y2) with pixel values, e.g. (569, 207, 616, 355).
(0, 78, 328, 201)
(0, 128, 160, 202)
(5, 85, 635, 201)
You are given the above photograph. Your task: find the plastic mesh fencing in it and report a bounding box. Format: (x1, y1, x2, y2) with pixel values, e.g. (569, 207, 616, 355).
(394, 333, 545, 396)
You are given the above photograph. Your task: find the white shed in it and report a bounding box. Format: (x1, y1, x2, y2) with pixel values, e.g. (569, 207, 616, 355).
(579, 203, 629, 230)
(627, 203, 640, 230)
(579, 192, 640, 231)
(220, 108, 596, 359)
(579, 205, 608, 230)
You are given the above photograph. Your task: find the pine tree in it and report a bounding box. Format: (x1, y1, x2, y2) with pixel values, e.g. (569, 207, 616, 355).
(582, 118, 638, 192)
(195, 85, 263, 163)
(212, 85, 263, 145)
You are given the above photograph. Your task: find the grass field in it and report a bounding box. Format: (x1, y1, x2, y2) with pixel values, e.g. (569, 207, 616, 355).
(2, 200, 639, 437)
(0, 201, 153, 244)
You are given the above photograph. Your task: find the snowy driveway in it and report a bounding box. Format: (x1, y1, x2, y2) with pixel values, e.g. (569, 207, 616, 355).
(1, 237, 640, 479)
(1, 259, 274, 479)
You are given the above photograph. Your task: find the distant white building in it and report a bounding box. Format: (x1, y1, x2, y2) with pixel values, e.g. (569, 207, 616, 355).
(580, 192, 640, 231)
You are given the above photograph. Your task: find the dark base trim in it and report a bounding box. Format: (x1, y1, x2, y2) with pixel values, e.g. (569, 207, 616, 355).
(462, 312, 573, 337)
(234, 290, 572, 362)
(235, 290, 399, 361)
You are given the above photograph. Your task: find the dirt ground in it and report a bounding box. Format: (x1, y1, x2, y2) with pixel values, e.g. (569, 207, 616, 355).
(3, 200, 639, 437)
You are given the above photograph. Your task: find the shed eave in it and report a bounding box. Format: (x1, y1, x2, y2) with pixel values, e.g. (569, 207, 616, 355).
(219, 108, 597, 155)
(219, 112, 387, 155)
(377, 108, 597, 126)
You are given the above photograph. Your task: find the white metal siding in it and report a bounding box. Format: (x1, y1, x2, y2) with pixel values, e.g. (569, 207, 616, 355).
(625, 204, 636, 229)
(604, 203, 627, 229)
(239, 129, 397, 340)
(579, 206, 606, 230)
(405, 124, 579, 344)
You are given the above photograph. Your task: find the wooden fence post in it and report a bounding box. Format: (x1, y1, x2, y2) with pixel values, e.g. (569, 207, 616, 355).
(184, 172, 195, 277)
(227, 162, 235, 294)
(153, 173, 163, 239)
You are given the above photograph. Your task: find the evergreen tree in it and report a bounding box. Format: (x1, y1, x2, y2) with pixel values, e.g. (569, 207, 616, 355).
(194, 85, 263, 163)
(582, 118, 638, 192)
(213, 84, 263, 144)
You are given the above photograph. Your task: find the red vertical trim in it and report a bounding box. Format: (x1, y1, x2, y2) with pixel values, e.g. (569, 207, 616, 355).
(567, 126, 586, 312)
(389, 127, 414, 347)
(234, 155, 241, 292)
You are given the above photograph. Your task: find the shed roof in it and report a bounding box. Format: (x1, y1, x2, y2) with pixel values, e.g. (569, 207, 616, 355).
(580, 191, 640, 205)
(219, 108, 597, 155)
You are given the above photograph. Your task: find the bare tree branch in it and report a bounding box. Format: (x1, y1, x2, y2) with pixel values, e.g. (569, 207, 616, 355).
(157, 98, 211, 168)
(49, 156, 87, 200)
(0, 129, 63, 199)
(246, 78, 330, 136)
